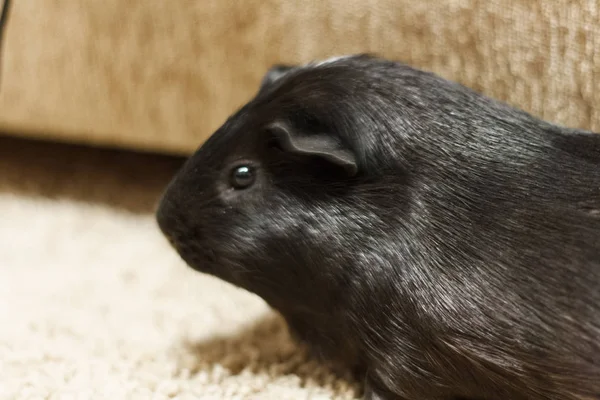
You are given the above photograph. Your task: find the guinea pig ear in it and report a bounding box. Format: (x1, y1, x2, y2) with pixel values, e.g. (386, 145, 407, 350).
(267, 121, 358, 176)
(260, 64, 295, 88)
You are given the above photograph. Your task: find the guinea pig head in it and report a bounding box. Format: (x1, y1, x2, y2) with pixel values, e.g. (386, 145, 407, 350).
(155, 61, 397, 316)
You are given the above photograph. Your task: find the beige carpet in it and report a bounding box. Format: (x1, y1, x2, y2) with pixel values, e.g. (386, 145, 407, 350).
(0, 137, 359, 399)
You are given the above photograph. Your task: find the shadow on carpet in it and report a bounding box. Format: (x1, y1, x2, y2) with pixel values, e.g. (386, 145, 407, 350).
(180, 314, 360, 395)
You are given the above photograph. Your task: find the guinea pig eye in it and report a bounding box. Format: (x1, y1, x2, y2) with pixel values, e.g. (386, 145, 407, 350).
(230, 165, 256, 189)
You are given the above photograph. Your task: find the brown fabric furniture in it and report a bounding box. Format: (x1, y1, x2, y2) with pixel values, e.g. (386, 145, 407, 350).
(0, 0, 598, 155)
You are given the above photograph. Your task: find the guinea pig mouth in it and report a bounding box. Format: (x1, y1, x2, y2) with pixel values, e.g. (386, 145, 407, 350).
(163, 233, 178, 250)
(155, 211, 219, 271)
(196, 247, 218, 265)
(170, 237, 219, 272)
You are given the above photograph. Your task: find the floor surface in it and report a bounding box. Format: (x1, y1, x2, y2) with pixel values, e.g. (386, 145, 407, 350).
(0, 136, 358, 400)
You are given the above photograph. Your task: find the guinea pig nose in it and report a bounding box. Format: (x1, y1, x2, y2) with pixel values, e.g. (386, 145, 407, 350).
(156, 197, 177, 237)
(164, 233, 177, 247)
(156, 207, 169, 234)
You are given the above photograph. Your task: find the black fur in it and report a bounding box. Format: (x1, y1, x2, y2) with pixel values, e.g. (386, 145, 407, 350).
(156, 54, 600, 400)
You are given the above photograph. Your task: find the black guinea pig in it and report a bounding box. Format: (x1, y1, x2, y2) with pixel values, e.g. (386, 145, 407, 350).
(156, 54, 600, 400)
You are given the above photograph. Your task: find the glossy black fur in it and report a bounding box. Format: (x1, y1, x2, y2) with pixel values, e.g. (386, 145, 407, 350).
(156, 55, 600, 400)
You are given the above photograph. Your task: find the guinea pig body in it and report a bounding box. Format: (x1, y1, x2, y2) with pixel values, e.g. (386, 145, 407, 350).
(156, 54, 600, 400)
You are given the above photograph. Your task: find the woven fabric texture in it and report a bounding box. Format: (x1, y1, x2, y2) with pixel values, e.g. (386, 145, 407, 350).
(0, 0, 597, 154)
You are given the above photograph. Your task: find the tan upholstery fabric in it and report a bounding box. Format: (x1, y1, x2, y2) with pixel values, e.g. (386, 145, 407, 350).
(0, 0, 598, 155)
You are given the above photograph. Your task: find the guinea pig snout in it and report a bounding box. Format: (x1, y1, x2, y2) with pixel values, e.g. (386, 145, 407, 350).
(156, 207, 193, 257)
(156, 194, 183, 242)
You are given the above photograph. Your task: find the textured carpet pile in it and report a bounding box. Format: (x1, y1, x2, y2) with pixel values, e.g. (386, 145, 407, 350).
(0, 137, 358, 399)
